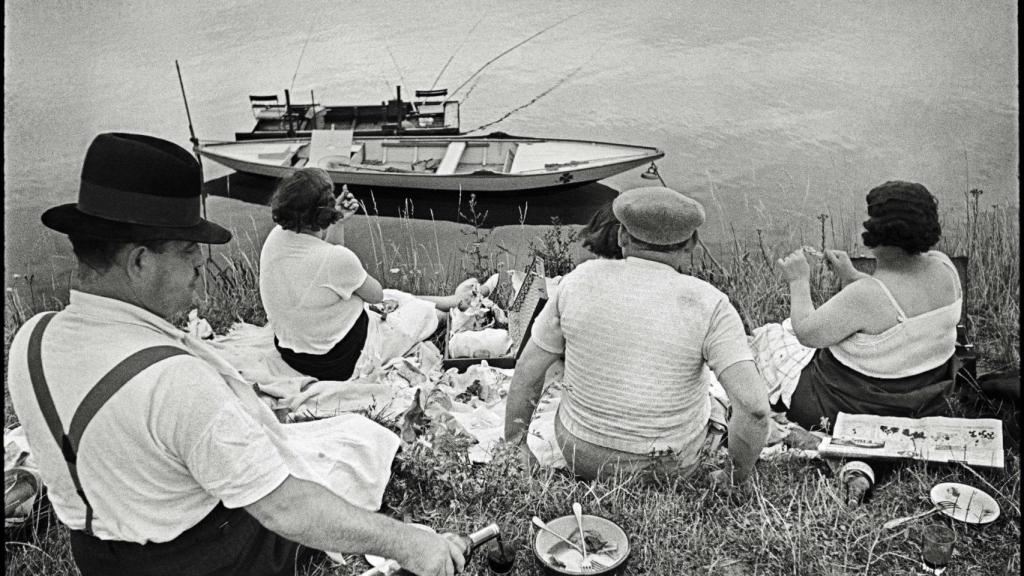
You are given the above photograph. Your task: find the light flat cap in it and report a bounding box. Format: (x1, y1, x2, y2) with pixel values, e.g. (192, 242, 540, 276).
(612, 186, 706, 245)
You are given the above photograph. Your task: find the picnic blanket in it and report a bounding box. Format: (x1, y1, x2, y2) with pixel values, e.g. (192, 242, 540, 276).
(191, 313, 808, 468)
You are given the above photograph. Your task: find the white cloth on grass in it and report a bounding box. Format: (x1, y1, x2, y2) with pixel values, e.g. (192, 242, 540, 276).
(352, 289, 439, 379)
(751, 318, 815, 407)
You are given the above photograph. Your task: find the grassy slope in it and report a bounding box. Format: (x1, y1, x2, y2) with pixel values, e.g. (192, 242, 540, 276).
(4, 199, 1019, 576)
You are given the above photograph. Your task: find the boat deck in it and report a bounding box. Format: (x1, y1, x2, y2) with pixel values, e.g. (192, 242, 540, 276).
(240, 99, 460, 140)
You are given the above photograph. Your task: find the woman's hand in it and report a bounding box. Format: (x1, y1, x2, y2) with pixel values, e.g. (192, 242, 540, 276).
(823, 249, 863, 287)
(334, 185, 360, 222)
(777, 249, 811, 283)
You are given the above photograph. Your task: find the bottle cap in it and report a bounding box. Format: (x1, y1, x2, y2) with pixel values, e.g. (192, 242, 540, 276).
(840, 460, 875, 485)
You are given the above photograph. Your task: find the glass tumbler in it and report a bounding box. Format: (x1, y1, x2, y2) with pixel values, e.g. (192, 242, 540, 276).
(920, 523, 956, 575)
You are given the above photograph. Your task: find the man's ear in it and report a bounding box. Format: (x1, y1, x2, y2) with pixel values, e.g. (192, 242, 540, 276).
(683, 231, 698, 253)
(122, 244, 149, 282)
(617, 226, 630, 249)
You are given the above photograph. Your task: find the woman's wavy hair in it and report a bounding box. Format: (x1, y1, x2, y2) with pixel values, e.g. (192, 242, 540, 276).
(861, 181, 941, 255)
(270, 168, 341, 233)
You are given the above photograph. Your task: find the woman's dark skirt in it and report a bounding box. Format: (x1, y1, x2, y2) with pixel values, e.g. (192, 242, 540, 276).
(785, 348, 955, 431)
(275, 310, 369, 381)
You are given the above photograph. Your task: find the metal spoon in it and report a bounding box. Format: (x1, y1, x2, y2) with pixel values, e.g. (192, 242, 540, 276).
(572, 502, 593, 570)
(532, 516, 585, 554)
(532, 516, 610, 570)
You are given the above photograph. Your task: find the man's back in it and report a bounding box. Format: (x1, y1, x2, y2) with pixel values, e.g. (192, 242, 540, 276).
(7, 291, 289, 544)
(530, 257, 751, 460)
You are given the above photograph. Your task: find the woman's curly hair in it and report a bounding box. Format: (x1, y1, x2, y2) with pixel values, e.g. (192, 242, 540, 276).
(581, 203, 623, 259)
(270, 168, 341, 233)
(861, 180, 941, 255)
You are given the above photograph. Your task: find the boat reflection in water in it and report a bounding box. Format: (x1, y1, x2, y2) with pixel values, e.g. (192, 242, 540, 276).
(203, 170, 619, 226)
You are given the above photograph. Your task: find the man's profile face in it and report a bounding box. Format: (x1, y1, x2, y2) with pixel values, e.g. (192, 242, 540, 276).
(145, 241, 204, 319)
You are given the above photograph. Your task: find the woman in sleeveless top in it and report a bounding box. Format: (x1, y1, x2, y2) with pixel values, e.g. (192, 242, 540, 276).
(773, 181, 962, 430)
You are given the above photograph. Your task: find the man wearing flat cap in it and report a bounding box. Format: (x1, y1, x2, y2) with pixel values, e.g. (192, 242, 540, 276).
(6, 133, 466, 576)
(506, 186, 770, 486)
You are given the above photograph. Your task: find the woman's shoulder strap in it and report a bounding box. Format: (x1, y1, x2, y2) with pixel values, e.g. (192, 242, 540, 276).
(865, 275, 907, 320)
(926, 251, 962, 299)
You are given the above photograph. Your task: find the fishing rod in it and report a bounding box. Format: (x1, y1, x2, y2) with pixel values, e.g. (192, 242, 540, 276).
(460, 77, 483, 105)
(174, 59, 213, 292)
(466, 63, 585, 133)
(430, 15, 484, 91)
(445, 8, 589, 104)
(384, 44, 417, 115)
(290, 21, 317, 94)
(284, 21, 320, 136)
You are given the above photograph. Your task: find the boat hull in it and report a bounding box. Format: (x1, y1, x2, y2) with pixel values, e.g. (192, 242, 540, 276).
(199, 136, 664, 193)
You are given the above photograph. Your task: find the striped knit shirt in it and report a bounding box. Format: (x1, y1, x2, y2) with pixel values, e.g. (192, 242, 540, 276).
(531, 257, 753, 458)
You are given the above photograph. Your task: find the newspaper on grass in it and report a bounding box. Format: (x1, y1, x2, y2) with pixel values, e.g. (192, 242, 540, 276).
(818, 412, 1004, 469)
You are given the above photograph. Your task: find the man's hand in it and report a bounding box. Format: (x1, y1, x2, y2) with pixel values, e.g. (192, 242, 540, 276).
(397, 528, 467, 576)
(777, 249, 811, 283)
(334, 185, 360, 222)
(708, 461, 753, 505)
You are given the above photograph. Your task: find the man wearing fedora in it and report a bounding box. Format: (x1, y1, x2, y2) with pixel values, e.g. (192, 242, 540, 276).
(6, 133, 466, 576)
(505, 186, 770, 486)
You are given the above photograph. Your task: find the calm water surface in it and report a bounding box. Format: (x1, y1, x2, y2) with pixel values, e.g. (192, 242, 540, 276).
(4, 0, 1018, 276)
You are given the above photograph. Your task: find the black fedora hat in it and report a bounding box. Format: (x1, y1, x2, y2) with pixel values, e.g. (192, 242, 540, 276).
(41, 133, 232, 244)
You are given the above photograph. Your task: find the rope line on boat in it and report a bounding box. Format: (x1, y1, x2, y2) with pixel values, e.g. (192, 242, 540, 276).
(446, 8, 589, 102)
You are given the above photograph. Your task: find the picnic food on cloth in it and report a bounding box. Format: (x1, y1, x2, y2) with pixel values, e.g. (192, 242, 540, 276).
(4, 427, 41, 527)
(448, 281, 513, 359)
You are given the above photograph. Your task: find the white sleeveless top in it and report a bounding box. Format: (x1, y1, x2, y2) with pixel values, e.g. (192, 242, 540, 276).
(830, 252, 961, 379)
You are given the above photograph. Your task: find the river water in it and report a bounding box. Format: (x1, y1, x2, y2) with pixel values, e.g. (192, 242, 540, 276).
(4, 0, 1018, 282)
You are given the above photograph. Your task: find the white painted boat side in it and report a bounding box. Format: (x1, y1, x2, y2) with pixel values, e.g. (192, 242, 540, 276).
(198, 136, 664, 192)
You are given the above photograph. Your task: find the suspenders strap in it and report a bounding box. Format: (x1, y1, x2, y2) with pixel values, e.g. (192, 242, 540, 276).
(26, 313, 190, 535)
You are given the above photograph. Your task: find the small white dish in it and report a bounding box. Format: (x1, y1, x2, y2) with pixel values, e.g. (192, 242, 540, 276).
(930, 482, 1000, 524)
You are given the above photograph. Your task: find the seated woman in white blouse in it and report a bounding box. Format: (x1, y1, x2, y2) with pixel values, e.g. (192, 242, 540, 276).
(259, 168, 474, 381)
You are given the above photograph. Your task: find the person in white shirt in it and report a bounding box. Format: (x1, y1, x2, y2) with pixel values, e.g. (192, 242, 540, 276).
(260, 168, 474, 381)
(505, 186, 769, 488)
(7, 133, 466, 576)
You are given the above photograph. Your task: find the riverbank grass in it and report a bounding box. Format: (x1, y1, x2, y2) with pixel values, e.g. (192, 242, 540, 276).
(4, 199, 1019, 575)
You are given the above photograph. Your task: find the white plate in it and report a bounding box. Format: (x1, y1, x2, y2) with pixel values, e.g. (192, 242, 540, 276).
(930, 482, 1000, 524)
(533, 514, 630, 575)
(365, 523, 436, 567)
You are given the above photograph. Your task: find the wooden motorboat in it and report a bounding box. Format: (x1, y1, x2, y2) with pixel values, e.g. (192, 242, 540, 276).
(198, 130, 664, 193)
